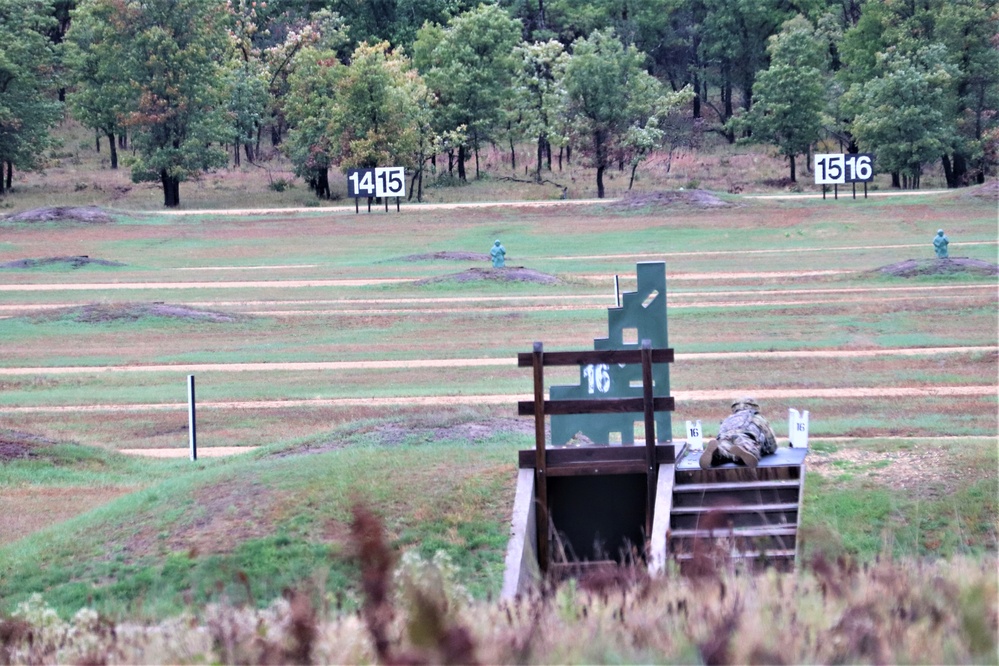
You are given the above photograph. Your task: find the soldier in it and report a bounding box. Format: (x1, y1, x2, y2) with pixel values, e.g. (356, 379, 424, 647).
(933, 229, 949, 258)
(490, 239, 506, 268)
(699, 397, 777, 469)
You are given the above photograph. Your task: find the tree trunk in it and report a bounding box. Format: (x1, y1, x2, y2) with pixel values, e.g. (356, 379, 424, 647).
(316, 169, 330, 199)
(161, 170, 181, 207)
(566, 144, 571, 165)
(244, 142, 254, 164)
(545, 139, 552, 171)
(95, 132, 101, 153)
(628, 163, 638, 190)
(942, 152, 968, 188)
(558, 146, 563, 171)
(596, 164, 605, 198)
(457, 144, 467, 181)
(119, 132, 127, 149)
(789, 154, 796, 182)
(107, 132, 118, 169)
(5, 161, 11, 191)
(473, 133, 480, 179)
(891, 171, 900, 188)
(0, 162, 5, 194)
(233, 143, 240, 167)
(536, 134, 544, 182)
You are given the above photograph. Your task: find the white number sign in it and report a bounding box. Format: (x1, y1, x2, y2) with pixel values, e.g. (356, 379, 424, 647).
(814, 153, 845, 184)
(375, 167, 406, 198)
(347, 167, 406, 198)
(582, 363, 611, 394)
(815, 153, 874, 185)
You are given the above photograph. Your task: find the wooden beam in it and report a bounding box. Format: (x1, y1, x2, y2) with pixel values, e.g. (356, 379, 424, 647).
(531, 342, 548, 573)
(518, 396, 674, 416)
(641, 340, 657, 541)
(517, 348, 674, 368)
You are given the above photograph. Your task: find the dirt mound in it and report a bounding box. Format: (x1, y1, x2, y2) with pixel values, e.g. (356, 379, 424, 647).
(34, 302, 247, 324)
(0, 430, 57, 461)
(370, 417, 534, 447)
(1, 256, 125, 269)
(877, 258, 998, 278)
(612, 189, 731, 209)
(3, 206, 113, 224)
(398, 251, 490, 262)
(964, 179, 998, 200)
(415, 266, 559, 285)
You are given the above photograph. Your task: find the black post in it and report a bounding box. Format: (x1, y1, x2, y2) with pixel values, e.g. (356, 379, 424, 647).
(355, 198, 359, 214)
(188, 375, 197, 461)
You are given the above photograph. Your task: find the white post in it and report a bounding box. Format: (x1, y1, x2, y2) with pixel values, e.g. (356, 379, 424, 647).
(788, 408, 809, 448)
(188, 375, 197, 461)
(685, 419, 703, 450)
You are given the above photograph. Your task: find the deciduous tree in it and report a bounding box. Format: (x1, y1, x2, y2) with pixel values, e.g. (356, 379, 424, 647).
(414, 4, 521, 180)
(0, 0, 62, 193)
(71, 0, 233, 206)
(741, 15, 826, 182)
(562, 28, 687, 198)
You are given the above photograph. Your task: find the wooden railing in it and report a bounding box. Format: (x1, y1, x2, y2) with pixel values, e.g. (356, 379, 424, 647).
(517, 339, 675, 572)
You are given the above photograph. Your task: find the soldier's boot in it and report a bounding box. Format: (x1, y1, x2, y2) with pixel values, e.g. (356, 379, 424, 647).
(699, 439, 720, 469)
(730, 440, 760, 469)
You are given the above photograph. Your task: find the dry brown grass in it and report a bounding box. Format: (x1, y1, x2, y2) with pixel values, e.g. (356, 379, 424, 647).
(1, 504, 995, 664)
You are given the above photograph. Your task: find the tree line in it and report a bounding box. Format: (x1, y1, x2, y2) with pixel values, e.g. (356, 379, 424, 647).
(0, 0, 996, 206)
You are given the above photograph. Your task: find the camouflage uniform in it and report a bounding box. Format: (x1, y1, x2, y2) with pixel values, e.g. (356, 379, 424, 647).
(699, 397, 777, 469)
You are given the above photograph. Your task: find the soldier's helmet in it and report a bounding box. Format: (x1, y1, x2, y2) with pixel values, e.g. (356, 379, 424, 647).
(731, 397, 759, 412)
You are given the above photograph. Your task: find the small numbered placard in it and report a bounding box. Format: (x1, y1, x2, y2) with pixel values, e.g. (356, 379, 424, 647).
(814, 153, 874, 185)
(347, 167, 406, 198)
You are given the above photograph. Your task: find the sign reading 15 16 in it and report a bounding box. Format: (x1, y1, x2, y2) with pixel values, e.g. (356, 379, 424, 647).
(347, 167, 406, 198)
(814, 153, 874, 185)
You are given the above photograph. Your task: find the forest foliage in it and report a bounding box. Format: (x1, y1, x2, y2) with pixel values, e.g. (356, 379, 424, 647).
(0, 0, 996, 205)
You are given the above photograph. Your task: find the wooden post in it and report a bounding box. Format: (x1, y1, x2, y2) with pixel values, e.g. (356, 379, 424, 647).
(532, 341, 548, 572)
(188, 374, 197, 461)
(641, 340, 657, 540)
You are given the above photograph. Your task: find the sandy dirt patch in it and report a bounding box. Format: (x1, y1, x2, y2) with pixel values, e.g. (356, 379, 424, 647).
(119, 446, 258, 458)
(0, 486, 134, 545)
(1, 385, 993, 414)
(0, 346, 992, 376)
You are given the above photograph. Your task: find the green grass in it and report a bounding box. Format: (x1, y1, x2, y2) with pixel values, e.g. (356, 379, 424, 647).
(0, 425, 520, 619)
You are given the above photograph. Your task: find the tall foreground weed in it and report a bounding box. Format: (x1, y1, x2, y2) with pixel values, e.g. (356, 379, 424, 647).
(1, 503, 996, 664)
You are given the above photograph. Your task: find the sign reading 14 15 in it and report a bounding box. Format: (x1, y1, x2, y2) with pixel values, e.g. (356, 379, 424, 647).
(814, 153, 874, 185)
(347, 167, 406, 198)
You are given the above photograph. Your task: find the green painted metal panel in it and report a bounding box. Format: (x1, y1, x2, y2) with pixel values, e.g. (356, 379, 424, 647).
(550, 262, 672, 446)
